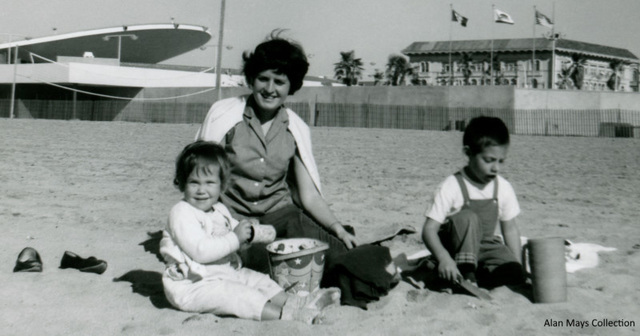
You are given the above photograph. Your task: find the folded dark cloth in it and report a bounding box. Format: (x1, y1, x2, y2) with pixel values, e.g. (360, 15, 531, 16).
(322, 244, 399, 309)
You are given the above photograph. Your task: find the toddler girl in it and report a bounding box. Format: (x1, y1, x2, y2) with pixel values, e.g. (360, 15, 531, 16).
(160, 141, 339, 323)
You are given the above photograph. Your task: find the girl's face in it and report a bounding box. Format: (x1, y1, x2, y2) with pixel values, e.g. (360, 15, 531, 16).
(183, 165, 221, 212)
(466, 145, 508, 185)
(250, 69, 291, 114)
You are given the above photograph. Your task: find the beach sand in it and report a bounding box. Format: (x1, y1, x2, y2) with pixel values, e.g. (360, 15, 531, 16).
(1, 118, 638, 335)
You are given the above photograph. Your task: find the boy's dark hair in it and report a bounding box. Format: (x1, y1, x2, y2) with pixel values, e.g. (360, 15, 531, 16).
(173, 141, 230, 192)
(463, 116, 510, 155)
(242, 29, 309, 95)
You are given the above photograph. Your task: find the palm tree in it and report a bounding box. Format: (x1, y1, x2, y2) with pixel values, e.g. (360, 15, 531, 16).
(607, 60, 625, 91)
(333, 50, 364, 86)
(458, 52, 474, 85)
(482, 54, 502, 85)
(371, 69, 386, 86)
(568, 54, 587, 90)
(556, 66, 574, 89)
(386, 54, 414, 86)
(410, 70, 422, 85)
(479, 59, 491, 85)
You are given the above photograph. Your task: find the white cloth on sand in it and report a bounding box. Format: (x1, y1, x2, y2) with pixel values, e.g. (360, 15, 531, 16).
(405, 236, 616, 274)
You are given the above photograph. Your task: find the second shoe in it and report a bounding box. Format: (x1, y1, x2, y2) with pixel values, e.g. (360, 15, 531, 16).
(59, 251, 108, 275)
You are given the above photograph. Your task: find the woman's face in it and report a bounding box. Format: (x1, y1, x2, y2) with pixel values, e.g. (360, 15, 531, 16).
(250, 69, 291, 114)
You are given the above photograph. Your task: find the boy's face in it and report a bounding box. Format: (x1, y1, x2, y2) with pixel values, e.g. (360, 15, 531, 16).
(183, 165, 221, 212)
(466, 145, 509, 185)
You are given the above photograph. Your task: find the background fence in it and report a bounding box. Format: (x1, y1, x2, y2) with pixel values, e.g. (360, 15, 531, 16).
(2, 98, 638, 138)
(2, 85, 640, 138)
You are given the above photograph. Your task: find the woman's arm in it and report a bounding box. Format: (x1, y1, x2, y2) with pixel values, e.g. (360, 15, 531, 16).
(293, 155, 358, 249)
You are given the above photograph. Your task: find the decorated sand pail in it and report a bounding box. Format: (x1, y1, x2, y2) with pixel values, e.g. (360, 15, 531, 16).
(525, 237, 567, 303)
(266, 238, 329, 297)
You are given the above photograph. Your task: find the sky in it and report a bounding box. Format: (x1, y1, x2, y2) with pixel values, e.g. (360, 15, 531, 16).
(2, 0, 640, 79)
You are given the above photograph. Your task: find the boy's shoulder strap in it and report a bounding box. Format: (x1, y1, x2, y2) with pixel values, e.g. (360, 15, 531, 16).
(453, 172, 470, 205)
(492, 176, 499, 200)
(455, 171, 500, 202)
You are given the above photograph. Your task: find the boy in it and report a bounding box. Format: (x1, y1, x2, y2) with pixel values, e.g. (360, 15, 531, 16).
(421, 116, 525, 290)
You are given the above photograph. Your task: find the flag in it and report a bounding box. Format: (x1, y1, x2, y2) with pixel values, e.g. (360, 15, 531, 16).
(535, 10, 553, 28)
(452, 9, 468, 27)
(494, 8, 514, 24)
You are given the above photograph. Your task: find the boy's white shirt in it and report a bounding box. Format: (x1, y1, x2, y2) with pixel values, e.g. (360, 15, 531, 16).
(425, 174, 520, 233)
(160, 201, 242, 280)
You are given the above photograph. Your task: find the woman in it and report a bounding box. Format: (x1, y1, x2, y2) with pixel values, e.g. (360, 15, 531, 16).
(195, 33, 358, 273)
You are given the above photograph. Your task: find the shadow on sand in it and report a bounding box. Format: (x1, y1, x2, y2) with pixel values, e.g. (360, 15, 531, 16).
(139, 230, 164, 262)
(113, 231, 173, 309)
(113, 269, 173, 309)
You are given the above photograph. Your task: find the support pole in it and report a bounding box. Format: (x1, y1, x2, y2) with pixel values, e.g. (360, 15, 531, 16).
(215, 0, 226, 101)
(449, 4, 453, 86)
(550, 2, 556, 89)
(490, 4, 495, 86)
(10, 44, 18, 119)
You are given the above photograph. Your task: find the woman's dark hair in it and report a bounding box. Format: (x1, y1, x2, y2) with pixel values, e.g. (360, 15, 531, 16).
(463, 116, 510, 155)
(173, 141, 230, 192)
(242, 29, 309, 94)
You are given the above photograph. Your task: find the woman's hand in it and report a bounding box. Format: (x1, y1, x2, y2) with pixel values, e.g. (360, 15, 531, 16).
(332, 223, 358, 249)
(234, 220, 253, 244)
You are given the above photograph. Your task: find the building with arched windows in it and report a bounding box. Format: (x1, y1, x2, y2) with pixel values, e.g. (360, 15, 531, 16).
(402, 38, 639, 91)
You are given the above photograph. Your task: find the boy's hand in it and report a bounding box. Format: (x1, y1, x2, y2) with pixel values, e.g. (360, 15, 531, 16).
(234, 220, 253, 244)
(438, 258, 462, 283)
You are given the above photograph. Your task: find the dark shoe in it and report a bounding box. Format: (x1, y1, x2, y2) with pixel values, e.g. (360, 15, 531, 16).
(60, 251, 107, 274)
(14, 247, 43, 272)
(434, 276, 454, 294)
(458, 263, 477, 284)
(477, 262, 525, 289)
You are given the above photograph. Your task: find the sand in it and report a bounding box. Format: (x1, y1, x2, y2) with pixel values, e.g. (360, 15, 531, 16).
(1, 118, 639, 336)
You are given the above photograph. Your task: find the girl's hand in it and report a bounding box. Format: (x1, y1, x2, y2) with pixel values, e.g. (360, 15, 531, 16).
(234, 220, 253, 244)
(243, 218, 260, 226)
(332, 223, 358, 249)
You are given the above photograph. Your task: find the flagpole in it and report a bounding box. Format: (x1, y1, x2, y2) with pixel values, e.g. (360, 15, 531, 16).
(449, 4, 453, 86)
(551, 1, 556, 89)
(532, 6, 536, 88)
(490, 4, 494, 86)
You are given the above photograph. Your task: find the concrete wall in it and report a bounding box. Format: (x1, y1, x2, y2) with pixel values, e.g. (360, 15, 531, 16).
(0, 64, 69, 83)
(513, 88, 640, 136)
(0, 63, 241, 87)
(289, 85, 514, 108)
(57, 56, 120, 66)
